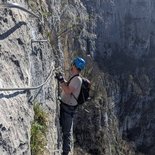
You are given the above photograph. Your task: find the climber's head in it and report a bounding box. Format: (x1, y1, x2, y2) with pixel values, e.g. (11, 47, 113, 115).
(72, 57, 86, 72)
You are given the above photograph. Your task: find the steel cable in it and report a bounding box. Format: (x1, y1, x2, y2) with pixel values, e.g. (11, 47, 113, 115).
(0, 63, 55, 91)
(0, 3, 40, 19)
(0, 3, 83, 91)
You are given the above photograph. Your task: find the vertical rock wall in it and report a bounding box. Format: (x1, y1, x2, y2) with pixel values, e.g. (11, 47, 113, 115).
(0, 0, 60, 154)
(0, 0, 89, 155)
(1, 0, 155, 155)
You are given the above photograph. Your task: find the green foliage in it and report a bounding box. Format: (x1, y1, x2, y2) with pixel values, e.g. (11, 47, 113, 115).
(30, 103, 48, 155)
(42, 11, 53, 18)
(26, 0, 36, 10)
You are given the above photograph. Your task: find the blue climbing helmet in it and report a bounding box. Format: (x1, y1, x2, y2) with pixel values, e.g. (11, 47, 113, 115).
(73, 57, 86, 70)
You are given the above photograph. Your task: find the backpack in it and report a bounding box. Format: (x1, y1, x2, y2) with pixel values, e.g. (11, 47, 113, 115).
(68, 75, 91, 105)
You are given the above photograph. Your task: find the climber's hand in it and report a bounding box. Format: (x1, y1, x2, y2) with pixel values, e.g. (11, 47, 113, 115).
(55, 72, 64, 83)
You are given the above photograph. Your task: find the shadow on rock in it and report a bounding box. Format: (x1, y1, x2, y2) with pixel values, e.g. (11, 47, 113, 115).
(0, 21, 26, 40)
(0, 90, 27, 99)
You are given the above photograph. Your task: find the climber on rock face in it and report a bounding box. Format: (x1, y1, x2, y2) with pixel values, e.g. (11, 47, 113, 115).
(55, 57, 86, 155)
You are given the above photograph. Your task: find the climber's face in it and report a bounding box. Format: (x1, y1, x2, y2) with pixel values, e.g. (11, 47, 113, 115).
(70, 63, 76, 73)
(70, 63, 74, 72)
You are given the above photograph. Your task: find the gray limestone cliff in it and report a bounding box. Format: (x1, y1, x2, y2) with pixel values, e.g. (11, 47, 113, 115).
(0, 0, 155, 155)
(0, 0, 61, 154)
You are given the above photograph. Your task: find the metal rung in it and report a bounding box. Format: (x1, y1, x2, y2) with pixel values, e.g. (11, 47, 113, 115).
(31, 39, 48, 43)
